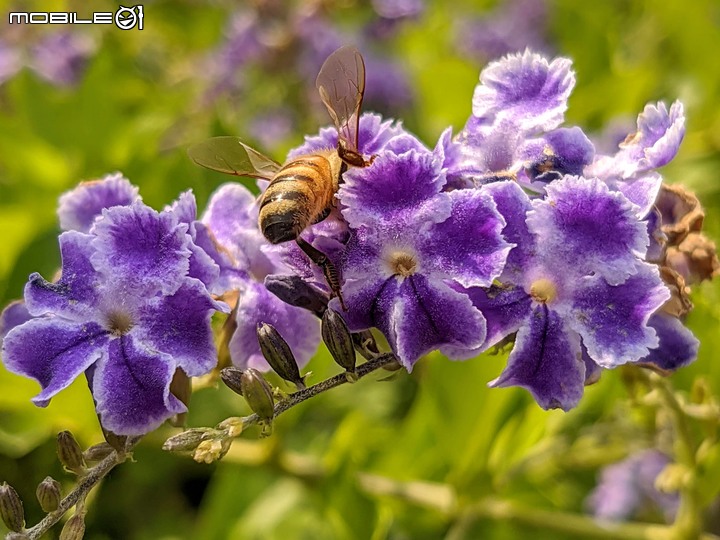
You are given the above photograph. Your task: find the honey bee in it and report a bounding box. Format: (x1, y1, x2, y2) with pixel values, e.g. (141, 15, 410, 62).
(188, 46, 373, 310)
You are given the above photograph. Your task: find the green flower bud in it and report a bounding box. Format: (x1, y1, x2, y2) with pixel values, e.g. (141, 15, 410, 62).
(162, 428, 210, 453)
(36, 476, 62, 513)
(83, 443, 115, 463)
(240, 368, 275, 422)
(59, 513, 85, 540)
(257, 322, 305, 389)
(57, 431, 86, 475)
(0, 482, 25, 533)
(220, 367, 245, 396)
(322, 309, 356, 374)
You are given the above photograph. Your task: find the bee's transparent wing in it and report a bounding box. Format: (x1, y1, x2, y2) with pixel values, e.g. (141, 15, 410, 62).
(316, 46, 365, 154)
(188, 137, 281, 179)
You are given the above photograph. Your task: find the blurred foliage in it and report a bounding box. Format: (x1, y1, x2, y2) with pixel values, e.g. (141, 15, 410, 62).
(1, 0, 720, 538)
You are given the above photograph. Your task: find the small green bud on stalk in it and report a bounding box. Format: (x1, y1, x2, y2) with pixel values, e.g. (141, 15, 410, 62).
(257, 322, 305, 389)
(221, 367, 245, 396)
(83, 443, 115, 463)
(322, 309, 356, 374)
(0, 482, 25, 533)
(36, 476, 62, 512)
(240, 369, 275, 423)
(57, 431, 86, 475)
(162, 428, 211, 453)
(59, 513, 85, 540)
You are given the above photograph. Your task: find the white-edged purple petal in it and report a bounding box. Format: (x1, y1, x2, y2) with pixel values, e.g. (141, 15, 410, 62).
(419, 189, 511, 287)
(489, 306, 584, 411)
(202, 183, 277, 279)
(90, 202, 191, 297)
(57, 173, 139, 233)
(1, 318, 108, 407)
(612, 172, 662, 218)
(288, 113, 425, 159)
(186, 234, 222, 292)
(465, 285, 532, 349)
(0, 301, 33, 340)
(166, 190, 198, 225)
(25, 231, 101, 321)
(93, 336, 184, 435)
(484, 181, 535, 282)
(341, 274, 486, 369)
(528, 176, 649, 285)
(562, 263, 670, 368)
(135, 279, 227, 377)
(340, 149, 447, 229)
(637, 313, 699, 372)
(472, 50, 575, 133)
(229, 281, 320, 372)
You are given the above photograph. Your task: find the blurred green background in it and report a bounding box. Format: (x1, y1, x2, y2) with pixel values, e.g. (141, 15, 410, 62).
(1, 0, 720, 538)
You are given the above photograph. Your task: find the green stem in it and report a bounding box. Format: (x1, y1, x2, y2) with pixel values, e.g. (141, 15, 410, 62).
(649, 373, 702, 540)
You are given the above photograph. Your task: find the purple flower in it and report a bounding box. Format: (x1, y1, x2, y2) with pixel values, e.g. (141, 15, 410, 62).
(334, 145, 512, 368)
(456, 0, 552, 60)
(202, 183, 321, 372)
(472, 178, 670, 410)
(58, 173, 140, 233)
(249, 108, 294, 149)
(363, 55, 414, 113)
(587, 450, 679, 523)
(0, 40, 22, 85)
(1, 203, 228, 435)
(447, 51, 594, 191)
(30, 33, 93, 87)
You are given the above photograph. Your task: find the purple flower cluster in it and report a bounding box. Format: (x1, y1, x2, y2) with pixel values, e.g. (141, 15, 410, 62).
(587, 450, 679, 523)
(1, 175, 228, 435)
(0, 33, 93, 87)
(202, 2, 419, 145)
(2, 49, 713, 436)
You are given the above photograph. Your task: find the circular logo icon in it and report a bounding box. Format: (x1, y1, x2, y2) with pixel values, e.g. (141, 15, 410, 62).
(115, 6, 138, 30)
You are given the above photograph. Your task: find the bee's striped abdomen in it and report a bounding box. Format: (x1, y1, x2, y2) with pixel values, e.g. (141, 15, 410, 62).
(259, 155, 333, 245)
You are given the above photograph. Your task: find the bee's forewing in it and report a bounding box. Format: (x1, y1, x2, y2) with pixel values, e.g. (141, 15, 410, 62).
(188, 137, 281, 179)
(316, 46, 365, 154)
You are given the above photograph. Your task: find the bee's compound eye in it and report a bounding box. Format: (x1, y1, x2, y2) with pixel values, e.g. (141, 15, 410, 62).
(261, 214, 299, 244)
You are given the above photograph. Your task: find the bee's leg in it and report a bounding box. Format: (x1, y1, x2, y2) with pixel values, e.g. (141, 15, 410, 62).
(295, 237, 347, 311)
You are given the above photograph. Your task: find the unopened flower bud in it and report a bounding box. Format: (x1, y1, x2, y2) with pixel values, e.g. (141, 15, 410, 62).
(217, 417, 244, 438)
(257, 322, 305, 389)
(0, 482, 25, 532)
(83, 443, 115, 463)
(36, 476, 62, 512)
(193, 438, 231, 464)
(264, 274, 329, 317)
(59, 513, 85, 540)
(162, 428, 209, 453)
(322, 309, 356, 374)
(240, 368, 275, 422)
(57, 431, 86, 475)
(221, 367, 245, 396)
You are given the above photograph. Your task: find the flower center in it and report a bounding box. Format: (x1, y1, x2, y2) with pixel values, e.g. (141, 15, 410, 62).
(529, 278, 557, 304)
(388, 251, 418, 278)
(106, 310, 134, 336)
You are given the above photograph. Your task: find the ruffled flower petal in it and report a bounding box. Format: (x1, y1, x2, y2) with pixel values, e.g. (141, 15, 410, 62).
(472, 50, 575, 133)
(57, 173, 139, 232)
(637, 313, 699, 371)
(93, 336, 185, 435)
(490, 306, 584, 410)
(25, 231, 102, 321)
(90, 202, 191, 297)
(0, 301, 33, 340)
(528, 176, 649, 285)
(419, 189, 511, 288)
(465, 284, 532, 349)
(612, 172, 662, 218)
(2, 318, 108, 406)
(340, 149, 447, 229)
(135, 279, 228, 377)
(562, 263, 670, 368)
